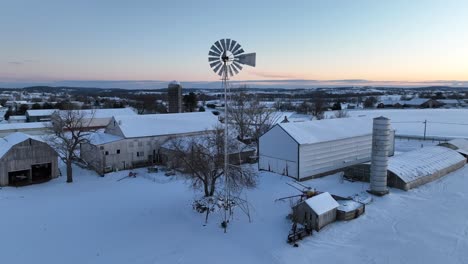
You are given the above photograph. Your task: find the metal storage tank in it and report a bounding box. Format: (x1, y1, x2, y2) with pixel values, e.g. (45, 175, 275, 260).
(369, 116, 391, 195)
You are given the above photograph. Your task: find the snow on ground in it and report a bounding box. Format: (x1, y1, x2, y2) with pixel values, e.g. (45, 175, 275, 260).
(327, 109, 468, 139)
(1, 139, 467, 264)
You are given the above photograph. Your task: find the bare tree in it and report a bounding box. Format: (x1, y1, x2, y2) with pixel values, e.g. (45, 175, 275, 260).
(311, 96, 325, 120)
(229, 92, 279, 148)
(334, 109, 350, 118)
(167, 127, 257, 197)
(47, 109, 95, 183)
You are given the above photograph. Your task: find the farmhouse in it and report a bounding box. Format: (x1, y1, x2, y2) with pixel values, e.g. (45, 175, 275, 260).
(344, 146, 466, 190)
(293, 192, 339, 231)
(258, 118, 395, 180)
(80, 112, 220, 175)
(0, 132, 58, 186)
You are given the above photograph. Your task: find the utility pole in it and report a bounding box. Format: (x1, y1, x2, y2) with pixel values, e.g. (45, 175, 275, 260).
(423, 120, 427, 141)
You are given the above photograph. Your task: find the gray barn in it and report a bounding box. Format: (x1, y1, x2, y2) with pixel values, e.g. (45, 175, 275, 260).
(293, 192, 339, 231)
(0, 132, 59, 186)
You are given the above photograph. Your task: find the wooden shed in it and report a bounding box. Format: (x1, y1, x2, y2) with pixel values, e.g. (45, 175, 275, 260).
(293, 192, 339, 231)
(0, 132, 58, 186)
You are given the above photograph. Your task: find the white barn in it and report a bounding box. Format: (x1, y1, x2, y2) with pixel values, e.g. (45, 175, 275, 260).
(259, 118, 395, 180)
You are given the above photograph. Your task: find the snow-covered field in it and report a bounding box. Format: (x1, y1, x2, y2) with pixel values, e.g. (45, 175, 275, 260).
(1, 140, 467, 264)
(329, 109, 468, 139)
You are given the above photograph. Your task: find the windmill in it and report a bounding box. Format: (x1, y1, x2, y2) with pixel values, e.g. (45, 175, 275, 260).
(208, 39, 256, 231)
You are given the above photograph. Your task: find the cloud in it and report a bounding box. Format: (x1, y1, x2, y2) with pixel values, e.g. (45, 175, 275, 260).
(8, 61, 23, 65)
(246, 70, 298, 79)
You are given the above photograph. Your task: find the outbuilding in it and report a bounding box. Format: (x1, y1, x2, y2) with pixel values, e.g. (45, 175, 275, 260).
(439, 138, 468, 159)
(258, 118, 395, 180)
(0, 132, 59, 186)
(345, 146, 466, 190)
(293, 192, 339, 231)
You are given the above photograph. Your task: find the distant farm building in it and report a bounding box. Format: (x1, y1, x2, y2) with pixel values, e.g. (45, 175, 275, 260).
(439, 138, 468, 158)
(80, 112, 220, 175)
(167, 81, 182, 113)
(344, 146, 466, 191)
(27, 108, 137, 129)
(0, 122, 49, 137)
(293, 192, 339, 231)
(258, 118, 395, 181)
(0, 132, 58, 186)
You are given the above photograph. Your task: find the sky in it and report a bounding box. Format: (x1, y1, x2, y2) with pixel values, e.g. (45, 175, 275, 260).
(1, 0, 467, 88)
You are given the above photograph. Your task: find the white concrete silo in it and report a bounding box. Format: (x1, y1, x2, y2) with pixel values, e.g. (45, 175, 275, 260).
(369, 116, 391, 196)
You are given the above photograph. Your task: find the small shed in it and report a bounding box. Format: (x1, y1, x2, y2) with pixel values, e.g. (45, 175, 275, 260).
(293, 192, 339, 231)
(0, 132, 59, 186)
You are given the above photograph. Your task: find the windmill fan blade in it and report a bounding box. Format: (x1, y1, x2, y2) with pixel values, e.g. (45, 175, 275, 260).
(218, 65, 226, 76)
(210, 61, 221, 69)
(211, 44, 221, 54)
(231, 43, 241, 54)
(209, 50, 220, 57)
(231, 64, 239, 75)
(229, 40, 237, 52)
(208, 57, 220, 62)
(233, 61, 243, 71)
(214, 41, 223, 53)
(228, 65, 234, 77)
(233, 48, 244, 56)
(226, 39, 231, 51)
(212, 62, 222, 73)
(236, 53, 256, 67)
(220, 39, 226, 51)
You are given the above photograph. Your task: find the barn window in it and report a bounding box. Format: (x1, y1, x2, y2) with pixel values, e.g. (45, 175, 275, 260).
(137, 151, 144, 157)
(105, 151, 109, 155)
(100, 146, 104, 150)
(129, 142, 134, 147)
(116, 149, 120, 154)
(138, 141, 143, 147)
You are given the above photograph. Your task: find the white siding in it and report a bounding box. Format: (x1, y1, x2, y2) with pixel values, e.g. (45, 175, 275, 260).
(299, 135, 372, 179)
(259, 126, 298, 178)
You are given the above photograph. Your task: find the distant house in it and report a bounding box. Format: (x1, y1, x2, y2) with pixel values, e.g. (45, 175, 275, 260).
(80, 112, 220, 175)
(7, 115, 27, 123)
(439, 99, 463, 108)
(0, 132, 59, 186)
(293, 192, 339, 231)
(258, 118, 395, 180)
(0, 122, 49, 137)
(399, 98, 442, 108)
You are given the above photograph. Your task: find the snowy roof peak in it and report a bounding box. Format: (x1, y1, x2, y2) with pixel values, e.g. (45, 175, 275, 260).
(110, 112, 220, 138)
(305, 192, 339, 215)
(169, 80, 181, 86)
(279, 117, 383, 145)
(0, 132, 32, 158)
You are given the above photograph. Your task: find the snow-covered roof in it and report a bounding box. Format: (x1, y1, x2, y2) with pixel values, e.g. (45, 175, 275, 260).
(169, 80, 181, 86)
(8, 115, 27, 120)
(111, 112, 219, 138)
(26, 109, 56, 116)
(305, 192, 339, 215)
(446, 138, 468, 156)
(278, 117, 378, 145)
(161, 134, 254, 154)
(388, 146, 465, 184)
(0, 122, 49, 131)
(0, 132, 31, 158)
(87, 132, 124, 145)
(27, 108, 136, 118)
(399, 98, 432, 106)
